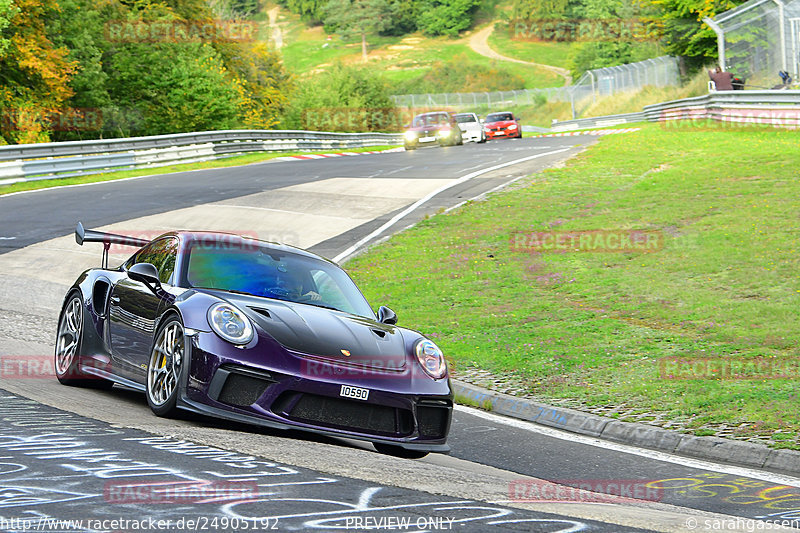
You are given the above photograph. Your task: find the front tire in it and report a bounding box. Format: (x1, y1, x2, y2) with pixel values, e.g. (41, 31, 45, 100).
(146, 317, 185, 417)
(55, 293, 112, 389)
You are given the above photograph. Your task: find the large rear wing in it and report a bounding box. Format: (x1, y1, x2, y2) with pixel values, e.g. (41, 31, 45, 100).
(75, 221, 150, 268)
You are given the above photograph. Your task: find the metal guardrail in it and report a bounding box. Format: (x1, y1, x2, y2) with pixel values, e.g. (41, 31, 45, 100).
(550, 112, 647, 131)
(0, 130, 404, 185)
(550, 90, 800, 131)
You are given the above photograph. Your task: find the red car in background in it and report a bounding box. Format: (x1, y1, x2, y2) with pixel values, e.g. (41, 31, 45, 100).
(484, 111, 522, 140)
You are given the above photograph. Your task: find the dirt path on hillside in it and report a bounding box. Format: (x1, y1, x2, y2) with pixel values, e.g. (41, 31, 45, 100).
(468, 23, 571, 85)
(268, 7, 283, 48)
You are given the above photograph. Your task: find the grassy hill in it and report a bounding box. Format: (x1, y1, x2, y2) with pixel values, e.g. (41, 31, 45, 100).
(270, 3, 566, 92)
(345, 123, 800, 449)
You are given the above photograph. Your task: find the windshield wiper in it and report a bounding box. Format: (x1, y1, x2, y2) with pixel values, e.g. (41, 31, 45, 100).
(195, 287, 258, 298)
(305, 302, 341, 312)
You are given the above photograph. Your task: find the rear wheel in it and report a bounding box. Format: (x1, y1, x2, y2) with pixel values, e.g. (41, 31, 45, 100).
(146, 317, 184, 417)
(55, 293, 113, 388)
(373, 443, 429, 459)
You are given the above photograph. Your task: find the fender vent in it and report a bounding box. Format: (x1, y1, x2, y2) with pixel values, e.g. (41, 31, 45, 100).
(92, 280, 111, 316)
(249, 307, 271, 319)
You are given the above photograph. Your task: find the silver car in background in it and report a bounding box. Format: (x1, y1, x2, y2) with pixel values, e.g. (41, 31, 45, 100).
(453, 112, 487, 143)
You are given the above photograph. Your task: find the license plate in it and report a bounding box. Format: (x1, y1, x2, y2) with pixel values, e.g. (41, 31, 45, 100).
(420, 136, 435, 142)
(340, 385, 369, 401)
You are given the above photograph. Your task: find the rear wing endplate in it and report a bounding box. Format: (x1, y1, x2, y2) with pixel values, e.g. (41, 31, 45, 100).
(75, 221, 150, 268)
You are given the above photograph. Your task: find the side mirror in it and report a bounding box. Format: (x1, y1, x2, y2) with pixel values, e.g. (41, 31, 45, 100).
(128, 262, 161, 286)
(377, 306, 397, 325)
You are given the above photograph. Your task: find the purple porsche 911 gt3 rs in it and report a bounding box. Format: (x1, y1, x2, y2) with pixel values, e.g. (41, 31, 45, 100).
(55, 223, 452, 458)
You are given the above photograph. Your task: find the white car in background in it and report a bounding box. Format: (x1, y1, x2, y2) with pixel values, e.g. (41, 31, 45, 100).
(453, 112, 487, 143)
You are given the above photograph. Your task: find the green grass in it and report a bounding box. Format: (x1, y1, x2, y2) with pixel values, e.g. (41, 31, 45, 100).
(488, 25, 574, 69)
(274, 2, 563, 91)
(0, 145, 399, 196)
(345, 123, 800, 447)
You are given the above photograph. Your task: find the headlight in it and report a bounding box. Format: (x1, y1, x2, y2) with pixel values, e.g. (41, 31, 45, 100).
(437, 129, 451, 137)
(208, 303, 253, 345)
(508, 124, 518, 130)
(404, 131, 417, 141)
(415, 339, 447, 379)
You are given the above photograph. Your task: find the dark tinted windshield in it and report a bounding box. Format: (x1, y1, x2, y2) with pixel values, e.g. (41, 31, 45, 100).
(486, 113, 514, 122)
(412, 113, 449, 127)
(454, 114, 476, 123)
(185, 244, 374, 318)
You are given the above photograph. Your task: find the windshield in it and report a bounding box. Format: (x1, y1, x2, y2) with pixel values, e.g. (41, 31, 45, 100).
(412, 113, 449, 127)
(486, 113, 513, 122)
(185, 244, 375, 318)
(454, 114, 476, 123)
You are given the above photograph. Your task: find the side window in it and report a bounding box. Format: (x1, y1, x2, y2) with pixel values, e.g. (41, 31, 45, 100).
(129, 238, 178, 284)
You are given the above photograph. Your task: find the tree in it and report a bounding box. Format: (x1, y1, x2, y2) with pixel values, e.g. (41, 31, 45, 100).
(324, 0, 392, 61)
(283, 63, 396, 131)
(0, 0, 17, 58)
(416, 0, 482, 37)
(214, 40, 294, 128)
(652, 0, 744, 71)
(106, 40, 244, 135)
(0, 0, 77, 144)
(281, 0, 326, 22)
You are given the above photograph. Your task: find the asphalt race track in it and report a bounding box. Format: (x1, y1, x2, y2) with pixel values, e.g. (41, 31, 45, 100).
(1, 137, 799, 533)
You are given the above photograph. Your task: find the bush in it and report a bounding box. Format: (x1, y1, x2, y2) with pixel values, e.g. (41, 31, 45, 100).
(394, 54, 528, 93)
(282, 63, 398, 132)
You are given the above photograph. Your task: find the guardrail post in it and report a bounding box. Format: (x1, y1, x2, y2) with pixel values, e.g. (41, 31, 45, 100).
(773, 0, 788, 72)
(703, 17, 726, 70)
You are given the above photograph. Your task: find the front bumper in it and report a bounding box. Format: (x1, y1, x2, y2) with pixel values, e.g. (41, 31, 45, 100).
(485, 127, 520, 139)
(182, 332, 453, 452)
(459, 129, 483, 142)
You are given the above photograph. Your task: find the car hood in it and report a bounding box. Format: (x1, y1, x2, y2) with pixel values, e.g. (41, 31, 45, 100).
(485, 120, 517, 127)
(408, 125, 448, 133)
(457, 123, 481, 131)
(218, 292, 408, 369)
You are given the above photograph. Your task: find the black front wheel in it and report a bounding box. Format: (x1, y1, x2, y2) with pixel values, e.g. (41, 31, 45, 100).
(146, 317, 185, 417)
